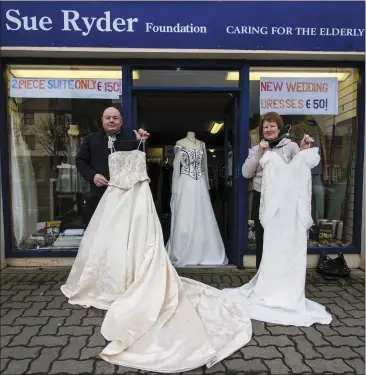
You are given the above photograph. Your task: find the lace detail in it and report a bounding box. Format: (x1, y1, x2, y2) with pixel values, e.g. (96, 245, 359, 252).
(181, 277, 252, 364)
(108, 150, 150, 189)
(180, 143, 205, 180)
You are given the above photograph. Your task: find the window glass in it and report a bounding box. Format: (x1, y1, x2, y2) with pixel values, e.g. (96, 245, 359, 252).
(248, 67, 358, 248)
(7, 64, 122, 250)
(133, 69, 240, 87)
(24, 112, 34, 125)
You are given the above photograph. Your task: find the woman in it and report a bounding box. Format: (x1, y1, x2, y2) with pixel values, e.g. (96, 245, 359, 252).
(223, 111, 332, 327)
(243, 112, 312, 269)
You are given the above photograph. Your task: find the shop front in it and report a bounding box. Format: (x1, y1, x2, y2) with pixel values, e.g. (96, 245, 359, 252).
(0, 1, 365, 268)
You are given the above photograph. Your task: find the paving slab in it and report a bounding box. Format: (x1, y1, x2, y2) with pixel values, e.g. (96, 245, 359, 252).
(1, 267, 364, 374)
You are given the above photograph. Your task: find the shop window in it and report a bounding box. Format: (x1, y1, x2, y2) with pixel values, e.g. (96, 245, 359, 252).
(24, 112, 34, 125)
(24, 135, 36, 151)
(247, 67, 359, 248)
(7, 64, 122, 251)
(133, 69, 240, 87)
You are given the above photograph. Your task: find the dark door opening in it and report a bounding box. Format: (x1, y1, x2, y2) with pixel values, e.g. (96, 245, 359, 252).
(134, 91, 240, 265)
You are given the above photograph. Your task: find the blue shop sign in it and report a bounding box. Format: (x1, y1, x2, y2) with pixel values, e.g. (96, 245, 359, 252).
(0, 1, 364, 52)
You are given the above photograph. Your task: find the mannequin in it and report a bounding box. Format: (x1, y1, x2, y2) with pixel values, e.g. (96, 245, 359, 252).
(54, 124, 89, 247)
(67, 125, 80, 165)
(174, 131, 210, 190)
(249, 127, 260, 148)
(176, 131, 202, 150)
(166, 131, 228, 266)
(249, 115, 261, 148)
(56, 124, 89, 194)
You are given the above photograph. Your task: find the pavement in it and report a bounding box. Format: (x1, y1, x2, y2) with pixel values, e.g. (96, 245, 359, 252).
(0, 267, 365, 375)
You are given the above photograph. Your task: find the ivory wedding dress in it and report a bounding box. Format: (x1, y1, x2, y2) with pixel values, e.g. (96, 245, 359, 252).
(61, 148, 252, 373)
(167, 142, 228, 266)
(224, 148, 332, 327)
(10, 115, 38, 247)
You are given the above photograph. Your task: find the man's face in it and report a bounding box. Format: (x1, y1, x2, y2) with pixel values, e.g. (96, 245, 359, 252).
(102, 107, 122, 134)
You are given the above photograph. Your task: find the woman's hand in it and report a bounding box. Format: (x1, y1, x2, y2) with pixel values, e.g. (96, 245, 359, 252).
(259, 140, 269, 154)
(300, 134, 314, 150)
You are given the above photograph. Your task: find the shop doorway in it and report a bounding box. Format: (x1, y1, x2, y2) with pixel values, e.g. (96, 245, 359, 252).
(133, 91, 240, 265)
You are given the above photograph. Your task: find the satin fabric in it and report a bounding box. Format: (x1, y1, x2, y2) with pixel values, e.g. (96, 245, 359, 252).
(61, 150, 252, 373)
(167, 144, 228, 266)
(224, 148, 332, 327)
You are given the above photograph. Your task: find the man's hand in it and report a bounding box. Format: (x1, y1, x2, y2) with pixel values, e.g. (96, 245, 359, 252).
(93, 174, 109, 187)
(134, 128, 150, 140)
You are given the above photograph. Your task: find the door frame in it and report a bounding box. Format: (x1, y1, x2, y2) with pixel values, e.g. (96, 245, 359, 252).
(130, 79, 248, 268)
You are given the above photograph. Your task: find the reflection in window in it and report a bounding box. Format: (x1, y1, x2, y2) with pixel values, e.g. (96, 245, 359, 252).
(24, 112, 34, 125)
(133, 69, 240, 87)
(24, 135, 36, 151)
(7, 65, 122, 250)
(248, 67, 359, 248)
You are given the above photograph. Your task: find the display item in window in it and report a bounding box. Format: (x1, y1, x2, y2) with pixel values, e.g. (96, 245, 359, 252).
(56, 124, 90, 194)
(166, 132, 228, 266)
(9, 113, 38, 248)
(61, 144, 252, 372)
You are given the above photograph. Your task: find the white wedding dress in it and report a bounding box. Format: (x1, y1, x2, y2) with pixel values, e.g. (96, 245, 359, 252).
(61, 149, 252, 373)
(166, 142, 228, 266)
(224, 148, 332, 327)
(10, 114, 38, 247)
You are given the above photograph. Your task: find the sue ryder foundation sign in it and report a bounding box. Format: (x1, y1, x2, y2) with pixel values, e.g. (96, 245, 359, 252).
(0, 1, 364, 53)
(259, 78, 339, 116)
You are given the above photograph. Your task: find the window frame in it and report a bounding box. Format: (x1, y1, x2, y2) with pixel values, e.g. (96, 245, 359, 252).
(0, 57, 364, 260)
(24, 112, 34, 126)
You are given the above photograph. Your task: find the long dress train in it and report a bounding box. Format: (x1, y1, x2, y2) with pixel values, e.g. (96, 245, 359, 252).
(224, 148, 332, 327)
(61, 149, 252, 373)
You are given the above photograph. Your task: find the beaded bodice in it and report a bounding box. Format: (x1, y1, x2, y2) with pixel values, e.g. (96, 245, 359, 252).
(108, 150, 150, 189)
(180, 143, 205, 180)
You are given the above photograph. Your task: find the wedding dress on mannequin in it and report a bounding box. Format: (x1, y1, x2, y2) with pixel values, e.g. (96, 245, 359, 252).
(61, 142, 252, 373)
(56, 124, 90, 194)
(166, 132, 228, 266)
(10, 113, 38, 247)
(224, 147, 332, 327)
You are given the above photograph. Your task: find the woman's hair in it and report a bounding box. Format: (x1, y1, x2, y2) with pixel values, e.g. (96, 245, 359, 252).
(259, 112, 284, 137)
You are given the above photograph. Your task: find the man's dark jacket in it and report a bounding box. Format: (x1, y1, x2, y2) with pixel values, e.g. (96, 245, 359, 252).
(76, 127, 138, 197)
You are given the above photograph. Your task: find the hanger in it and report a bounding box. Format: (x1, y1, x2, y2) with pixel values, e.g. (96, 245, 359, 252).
(107, 138, 146, 152)
(112, 139, 140, 143)
(306, 118, 317, 124)
(267, 124, 303, 144)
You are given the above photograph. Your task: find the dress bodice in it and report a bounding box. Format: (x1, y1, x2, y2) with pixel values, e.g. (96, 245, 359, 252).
(180, 143, 205, 180)
(108, 150, 150, 189)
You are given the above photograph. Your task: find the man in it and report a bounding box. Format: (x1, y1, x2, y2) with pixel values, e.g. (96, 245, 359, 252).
(76, 107, 150, 225)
